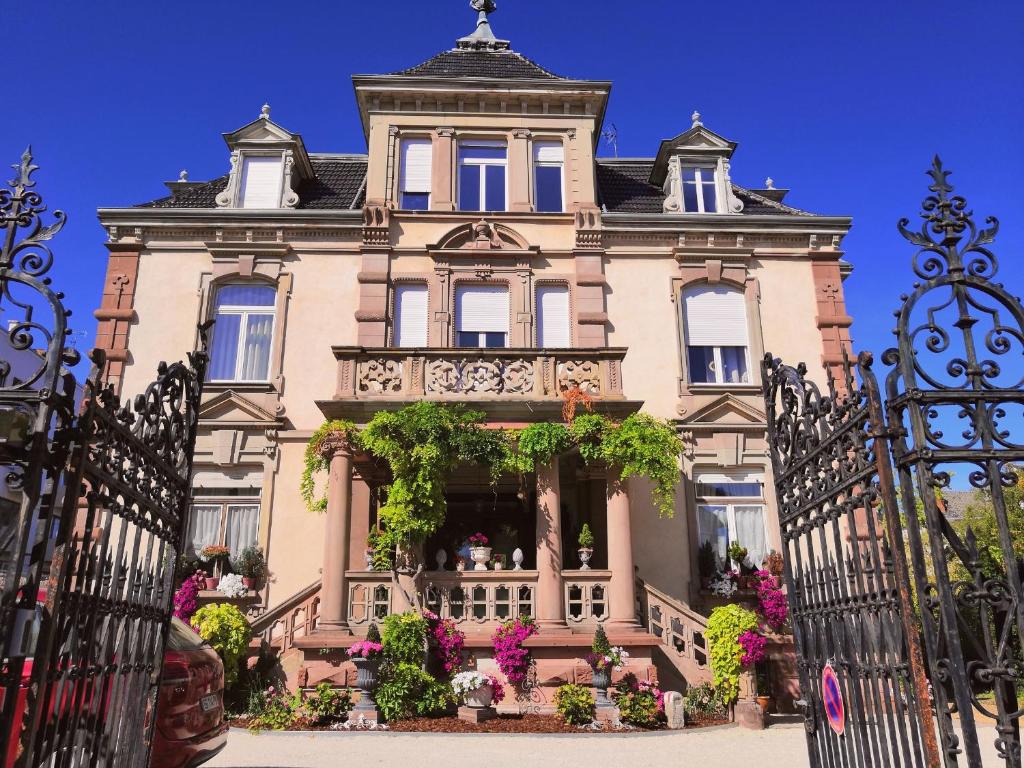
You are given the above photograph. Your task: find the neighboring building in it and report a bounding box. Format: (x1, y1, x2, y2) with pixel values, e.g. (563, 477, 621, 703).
(94, 6, 852, 710)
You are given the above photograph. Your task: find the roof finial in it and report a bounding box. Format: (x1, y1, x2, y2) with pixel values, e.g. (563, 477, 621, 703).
(260, 103, 271, 120)
(458, 0, 509, 50)
(765, 177, 775, 190)
(179, 169, 189, 182)
(691, 110, 702, 128)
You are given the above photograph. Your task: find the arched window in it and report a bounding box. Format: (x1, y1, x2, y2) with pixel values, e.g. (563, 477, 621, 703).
(682, 285, 749, 384)
(208, 284, 276, 382)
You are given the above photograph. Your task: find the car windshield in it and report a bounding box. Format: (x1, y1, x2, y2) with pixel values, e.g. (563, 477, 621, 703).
(166, 617, 207, 651)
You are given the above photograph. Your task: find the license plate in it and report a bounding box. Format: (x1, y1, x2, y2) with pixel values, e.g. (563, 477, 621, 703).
(200, 694, 218, 713)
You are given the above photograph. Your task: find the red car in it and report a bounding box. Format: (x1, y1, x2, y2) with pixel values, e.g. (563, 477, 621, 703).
(2, 616, 226, 768)
(149, 618, 228, 768)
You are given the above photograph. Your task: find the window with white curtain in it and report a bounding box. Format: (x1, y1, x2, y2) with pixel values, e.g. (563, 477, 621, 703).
(536, 285, 570, 347)
(682, 285, 750, 384)
(533, 141, 564, 212)
(458, 140, 507, 212)
(394, 283, 428, 347)
(186, 500, 260, 559)
(695, 471, 767, 570)
(208, 284, 276, 382)
(455, 284, 509, 348)
(239, 156, 284, 208)
(681, 165, 717, 213)
(399, 138, 432, 210)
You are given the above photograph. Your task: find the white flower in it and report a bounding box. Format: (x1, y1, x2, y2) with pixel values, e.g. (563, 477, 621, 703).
(218, 573, 248, 598)
(709, 573, 737, 598)
(451, 671, 491, 700)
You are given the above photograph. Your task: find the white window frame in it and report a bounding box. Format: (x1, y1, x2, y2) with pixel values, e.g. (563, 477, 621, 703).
(680, 164, 718, 213)
(238, 154, 284, 209)
(399, 137, 432, 210)
(457, 140, 508, 212)
(454, 284, 510, 348)
(695, 471, 768, 570)
(210, 286, 276, 383)
(682, 285, 751, 386)
(186, 498, 261, 558)
(533, 140, 565, 213)
(689, 345, 752, 385)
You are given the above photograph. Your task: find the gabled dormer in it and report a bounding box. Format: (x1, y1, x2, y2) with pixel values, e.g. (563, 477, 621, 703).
(650, 112, 744, 214)
(215, 105, 314, 209)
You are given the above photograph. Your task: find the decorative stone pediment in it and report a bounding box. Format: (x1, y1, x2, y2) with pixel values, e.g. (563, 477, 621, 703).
(430, 220, 534, 252)
(650, 120, 738, 187)
(680, 394, 766, 429)
(199, 390, 283, 428)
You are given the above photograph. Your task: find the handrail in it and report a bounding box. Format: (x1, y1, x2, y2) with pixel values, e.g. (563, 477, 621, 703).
(251, 579, 322, 637)
(639, 581, 713, 688)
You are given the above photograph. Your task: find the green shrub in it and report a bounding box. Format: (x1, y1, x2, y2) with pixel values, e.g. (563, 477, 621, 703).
(248, 686, 302, 731)
(191, 603, 251, 686)
(705, 604, 760, 704)
(375, 662, 453, 721)
(382, 611, 428, 666)
(303, 683, 353, 725)
(591, 623, 611, 656)
(613, 678, 661, 728)
(578, 523, 594, 549)
(231, 545, 266, 581)
(554, 683, 595, 725)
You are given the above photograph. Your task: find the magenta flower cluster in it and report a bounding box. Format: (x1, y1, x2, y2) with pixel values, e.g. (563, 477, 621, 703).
(468, 533, 489, 547)
(753, 570, 788, 631)
(347, 641, 383, 659)
(424, 611, 466, 674)
(636, 679, 665, 713)
(172, 571, 205, 622)
(488, 675, 506, 704)
(492, 616, 538, 685)
(738, 630, 767, 667)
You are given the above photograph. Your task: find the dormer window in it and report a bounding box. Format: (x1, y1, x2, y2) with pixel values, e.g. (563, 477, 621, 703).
(458, 140, 507, 212)
(681, 165, 717, 213)
(239, 155, 284, 209)
(399, 138, 432, 210)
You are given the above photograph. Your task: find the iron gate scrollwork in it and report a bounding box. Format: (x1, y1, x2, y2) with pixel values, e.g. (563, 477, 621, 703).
(0, 149, 208, 767)
(764, 158, 1024, 768)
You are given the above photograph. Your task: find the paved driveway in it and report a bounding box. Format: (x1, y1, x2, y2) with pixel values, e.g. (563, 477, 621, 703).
(207, 723, 1004, 768)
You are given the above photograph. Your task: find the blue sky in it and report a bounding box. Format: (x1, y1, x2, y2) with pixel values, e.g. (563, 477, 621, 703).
(5, 0, 1023, 396)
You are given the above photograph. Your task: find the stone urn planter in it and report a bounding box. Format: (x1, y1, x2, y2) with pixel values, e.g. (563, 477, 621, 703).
(592, 667, 613, 709)
(469, 546, 492, 571)
(350, 656, 381, 719)
(465, 683, 495, 709)
(578, 547, 593, 570)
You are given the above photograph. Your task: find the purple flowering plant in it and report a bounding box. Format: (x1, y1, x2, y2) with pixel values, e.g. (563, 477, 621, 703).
(752, 570, 788, 631)
(492, 615, 538, 685)
(738, 630, 767, 667)
(172, 571, 205, 622)
(347, 640, 384, 659)
(423, 611, 466, 674)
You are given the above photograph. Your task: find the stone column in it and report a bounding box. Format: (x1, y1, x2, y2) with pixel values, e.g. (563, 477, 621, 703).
(320, 440, 353, 632)
(509, 129, 533, 212)
(606, 472, 639, 628)
(535, 457, 567, 630)
(432, 128, 455, 211)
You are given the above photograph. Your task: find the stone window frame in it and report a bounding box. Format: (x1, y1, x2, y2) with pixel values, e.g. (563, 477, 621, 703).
(664, 155, 734, 216)
(217, 148, 299, 210)
(671, 257, 764, 397)
(388, 275, 433, 347)
(448, 274, 516, 348)
(198, 250, 293, 396)
(528, 133, 569, 214)
(532, 277, 576, 348)
(392, 132, 435, 211)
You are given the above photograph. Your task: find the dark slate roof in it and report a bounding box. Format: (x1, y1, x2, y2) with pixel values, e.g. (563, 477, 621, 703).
(391, 48, 565, 80)
(940, 490, 979, 521)
(595, 159, 812, 216)
(136, 156, 367, 210)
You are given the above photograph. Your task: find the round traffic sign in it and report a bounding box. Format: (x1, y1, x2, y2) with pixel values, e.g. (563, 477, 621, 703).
(822, 663, 845, 736)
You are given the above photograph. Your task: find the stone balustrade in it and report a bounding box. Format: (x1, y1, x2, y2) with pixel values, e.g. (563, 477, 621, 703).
(330, 346, 627, 402)
(640, 581, 713, 687)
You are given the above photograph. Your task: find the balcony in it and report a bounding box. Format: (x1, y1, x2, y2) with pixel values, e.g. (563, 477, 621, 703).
(319, 346, 639, 422)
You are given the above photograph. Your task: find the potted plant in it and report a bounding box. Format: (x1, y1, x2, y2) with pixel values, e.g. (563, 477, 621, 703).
(491, 553, 506, 571)
(727, 543, 750, 585)
(231, 545, 266, 589)
(764, 550, 784, 583)
(468, 533, 491, 571)
(347, 623, 384, 717)
(756, 662, 773, 715)
(577, 523, 595, 570)
(200, 545, 230, 588)
(451, 671, 505, 709)
(584, 623, 627, 710)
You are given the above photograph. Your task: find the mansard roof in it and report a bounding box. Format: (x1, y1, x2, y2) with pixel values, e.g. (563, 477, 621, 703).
(391, 48, 566, 81)
(136, 155, 367, 210)
(595, 158, 815, 216)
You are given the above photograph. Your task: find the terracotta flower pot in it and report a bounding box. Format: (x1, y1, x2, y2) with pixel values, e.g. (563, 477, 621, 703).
(242, 577, 255, 590)
(204, 577, 220, 591)
(757, 695, 772, 715)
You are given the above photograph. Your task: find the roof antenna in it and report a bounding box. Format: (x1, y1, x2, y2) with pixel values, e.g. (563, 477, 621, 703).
(601, 123, 619, 158)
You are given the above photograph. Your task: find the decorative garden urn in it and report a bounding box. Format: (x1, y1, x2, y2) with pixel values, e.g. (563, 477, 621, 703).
(592, 667, 613, 709)
(578, 547, 593, 570)
(351, 657, 381, 717)
(469, 546, 492, 571)
(466, 683, 495, 709)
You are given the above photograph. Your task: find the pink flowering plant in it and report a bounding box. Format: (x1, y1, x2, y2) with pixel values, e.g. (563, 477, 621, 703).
(492, 615, 538, 685)
(347, 640, 384, 659)
(752, 570, 788, 631)
(423, 611, 466, 675)
(612, 673, 666, 727)
(172, 571, 205, 622)
(738, 630, 767, 667)
(468, 533, 489, 547)
(450, 671, 506, 704)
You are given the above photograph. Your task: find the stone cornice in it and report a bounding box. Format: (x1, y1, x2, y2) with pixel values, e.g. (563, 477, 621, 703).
(97, 208, 364, 228)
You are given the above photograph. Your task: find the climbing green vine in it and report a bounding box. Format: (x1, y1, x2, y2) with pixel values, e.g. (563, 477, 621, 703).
(515, 422, 572, 469)
(705, 603, 760, 704)
(301, 419, 358, 512)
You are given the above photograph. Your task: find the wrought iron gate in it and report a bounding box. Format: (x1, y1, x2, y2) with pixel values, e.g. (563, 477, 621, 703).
(0, 150, 207, 767)
(764, 159, 1024, 768)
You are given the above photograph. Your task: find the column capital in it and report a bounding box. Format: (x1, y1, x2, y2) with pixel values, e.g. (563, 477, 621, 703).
(319, 433, 357, 461)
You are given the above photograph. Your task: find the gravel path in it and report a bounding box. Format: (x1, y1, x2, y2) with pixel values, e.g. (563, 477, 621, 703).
(206, 723, 1004, 767)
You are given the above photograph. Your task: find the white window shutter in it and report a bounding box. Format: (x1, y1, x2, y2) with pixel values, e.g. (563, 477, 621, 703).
(683, 286, 748, 346)
(533, 141, 564, 164)
(394, 284, 428, 347)
(401, 139, 432, 193)
(536, 285, 570, 347)
(240, 156, 283, 208)
(456, 285, 510, 333)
